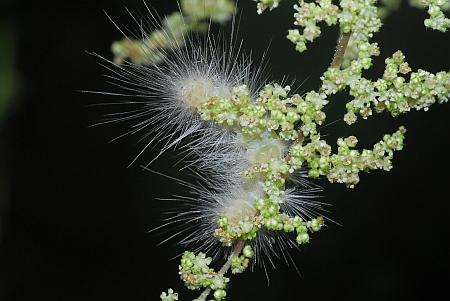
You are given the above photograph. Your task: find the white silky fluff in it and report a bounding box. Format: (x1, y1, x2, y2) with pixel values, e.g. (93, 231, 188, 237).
(95, 7, 327, 272)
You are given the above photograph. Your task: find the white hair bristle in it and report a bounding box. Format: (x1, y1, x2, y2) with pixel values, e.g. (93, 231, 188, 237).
(94, 7, 326, 270)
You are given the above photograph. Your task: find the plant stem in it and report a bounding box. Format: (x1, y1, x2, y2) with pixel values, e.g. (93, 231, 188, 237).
(218, 240, 245, 275)
(330, 31, 351, 69)
(196, 240, 246, 300)
(196, 287, 212, 300)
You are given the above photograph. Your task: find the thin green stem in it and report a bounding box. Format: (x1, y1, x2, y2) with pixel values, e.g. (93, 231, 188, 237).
(330, 31, 351, 69)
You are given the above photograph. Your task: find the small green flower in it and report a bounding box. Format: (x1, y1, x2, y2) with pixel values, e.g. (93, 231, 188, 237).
(160, 288, 178, 301)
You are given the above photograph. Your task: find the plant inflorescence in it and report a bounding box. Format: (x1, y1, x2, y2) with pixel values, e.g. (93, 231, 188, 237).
(97, 0, 449, 300)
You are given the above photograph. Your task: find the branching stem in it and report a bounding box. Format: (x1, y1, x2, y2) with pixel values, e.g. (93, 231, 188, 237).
(330, 31, 351, 69)
(196, 240, 245, 300)
(218, 240, 245, 275)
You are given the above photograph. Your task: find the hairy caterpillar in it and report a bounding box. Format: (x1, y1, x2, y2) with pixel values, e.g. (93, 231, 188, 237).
(92, 1, 450, 300)
(93, 3, 326, 265)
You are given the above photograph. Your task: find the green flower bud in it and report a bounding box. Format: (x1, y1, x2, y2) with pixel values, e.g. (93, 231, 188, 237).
(243, 245, 255, 258)
(296, 232, 310, 244)
(214, 289, 227, 301)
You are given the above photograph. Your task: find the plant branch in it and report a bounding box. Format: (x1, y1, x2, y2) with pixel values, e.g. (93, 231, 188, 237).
(330, 31, 351, 69)
(218, 240, 245, 275)
(196, 240, 246, 300)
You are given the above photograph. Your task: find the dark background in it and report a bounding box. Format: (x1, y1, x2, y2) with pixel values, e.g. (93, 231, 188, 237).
(1, 1, 450, 300)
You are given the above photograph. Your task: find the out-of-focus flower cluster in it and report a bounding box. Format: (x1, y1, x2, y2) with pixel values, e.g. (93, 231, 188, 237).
(112, 0, 235, 64)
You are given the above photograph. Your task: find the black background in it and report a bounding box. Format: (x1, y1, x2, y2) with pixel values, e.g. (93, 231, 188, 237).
(1, 1, 450, 300)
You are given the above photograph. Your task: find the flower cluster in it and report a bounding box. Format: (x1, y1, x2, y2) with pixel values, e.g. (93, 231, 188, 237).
(196, 83, 326, 249)
(200, 84, 328, 140)
(286, 0, 380, 53)
(290, 127, 406, 187)
(100, 1, 450, 300)
(253, 0, 282, 14)
(155, 49, 446, 299)
(112, 0, 234, 64)
(287, 0, 339, 52)
(179, 251, 230, 300)
(176, 246, 254, 301)
(230, 245, 254, 274)
(322, 51, 450, 125)
(411, 0, 450, 32)
(160, 289, 179, 301)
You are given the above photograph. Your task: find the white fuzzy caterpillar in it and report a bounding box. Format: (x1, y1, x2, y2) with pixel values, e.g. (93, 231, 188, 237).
(93, 5, 326, 273)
